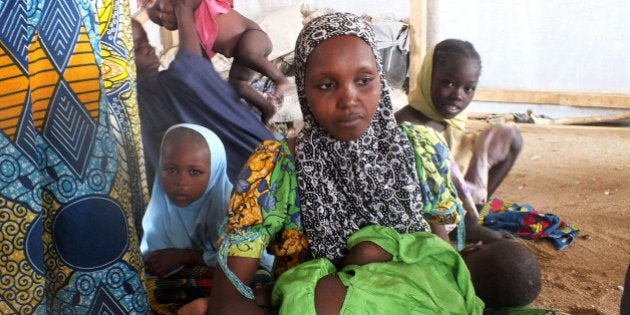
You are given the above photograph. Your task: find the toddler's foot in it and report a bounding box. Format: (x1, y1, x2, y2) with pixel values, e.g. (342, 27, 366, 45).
(273, 78, 291, 98)
(261, 96, 279, 125)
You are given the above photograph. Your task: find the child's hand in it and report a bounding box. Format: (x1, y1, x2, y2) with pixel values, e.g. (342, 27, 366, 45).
(145, 248, 188, 277)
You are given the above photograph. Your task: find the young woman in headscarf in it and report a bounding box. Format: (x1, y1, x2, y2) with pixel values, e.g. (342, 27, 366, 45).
(181, 12, 478, 314)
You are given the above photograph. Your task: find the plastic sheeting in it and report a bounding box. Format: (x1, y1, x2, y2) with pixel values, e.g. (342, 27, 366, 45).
(430, 0, 630, 94)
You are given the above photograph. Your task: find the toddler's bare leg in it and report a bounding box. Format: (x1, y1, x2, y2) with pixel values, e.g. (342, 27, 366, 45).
(228, 63, 276, 124)
(236, 29, 291, 98)
(315, 275, 347, 315)
(465, 124, 522, 204)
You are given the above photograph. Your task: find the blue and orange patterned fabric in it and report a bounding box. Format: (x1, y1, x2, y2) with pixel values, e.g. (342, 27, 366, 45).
(479, 198, 579, 250)
(0, 0, 148, 313)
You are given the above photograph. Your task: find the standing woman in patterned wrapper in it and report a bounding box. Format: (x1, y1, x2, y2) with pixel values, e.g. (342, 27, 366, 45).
(0, 0, 147, 313)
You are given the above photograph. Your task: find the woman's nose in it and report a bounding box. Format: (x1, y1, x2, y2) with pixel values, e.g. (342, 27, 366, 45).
(337, 85, 358, 108)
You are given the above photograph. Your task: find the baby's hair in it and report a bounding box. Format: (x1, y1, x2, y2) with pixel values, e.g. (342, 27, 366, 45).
(465, 239, 542, 308)
(161, 127, 207, 158)
(433, 39, 482, 72)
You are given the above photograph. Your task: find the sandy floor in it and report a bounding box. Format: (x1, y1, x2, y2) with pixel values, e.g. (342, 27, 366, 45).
(482, 121, 630, 314)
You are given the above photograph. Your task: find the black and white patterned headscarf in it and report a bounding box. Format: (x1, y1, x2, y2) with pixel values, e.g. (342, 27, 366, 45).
(294, 12, 430, 263)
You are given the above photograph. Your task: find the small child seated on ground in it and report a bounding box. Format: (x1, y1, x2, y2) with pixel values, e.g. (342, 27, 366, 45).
(140, 124, 232, 313)
(144, 0, 290, 125)
(291, 226, 541, 314)
(140, 123, 273, 314)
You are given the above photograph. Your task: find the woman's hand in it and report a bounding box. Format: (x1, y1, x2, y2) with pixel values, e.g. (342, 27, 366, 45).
(210, 256, 266, 314)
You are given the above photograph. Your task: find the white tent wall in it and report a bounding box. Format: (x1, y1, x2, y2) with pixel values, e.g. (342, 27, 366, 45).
(131, 0, 630, 121)
(416, 0, 630, 120)
(430, 1, 629, 94)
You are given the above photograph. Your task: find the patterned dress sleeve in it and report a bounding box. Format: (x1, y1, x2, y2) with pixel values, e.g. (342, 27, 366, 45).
(217, 139, 307, 298)
(400, 123, 464, 226)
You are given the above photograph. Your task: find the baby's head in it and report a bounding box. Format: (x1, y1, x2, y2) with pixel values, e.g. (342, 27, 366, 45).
(460, 239, 542, 308)
(131, 19, 161, 76)
(144, 0, 178, 30)
(430, 39, 482, 119)
(160, 125, 211, 207)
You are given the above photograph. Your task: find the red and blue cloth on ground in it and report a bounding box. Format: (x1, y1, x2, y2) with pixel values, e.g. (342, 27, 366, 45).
(479, 198, 579, 250)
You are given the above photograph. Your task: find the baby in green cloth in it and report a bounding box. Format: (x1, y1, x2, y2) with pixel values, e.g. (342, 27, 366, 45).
(272, 225, 543, 314)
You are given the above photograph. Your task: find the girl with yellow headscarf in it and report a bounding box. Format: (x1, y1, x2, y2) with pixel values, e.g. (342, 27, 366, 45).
(396, 39, 523, 242)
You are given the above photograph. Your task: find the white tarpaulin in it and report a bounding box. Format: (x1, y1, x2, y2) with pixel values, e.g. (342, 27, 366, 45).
(430, 0, 629, 94)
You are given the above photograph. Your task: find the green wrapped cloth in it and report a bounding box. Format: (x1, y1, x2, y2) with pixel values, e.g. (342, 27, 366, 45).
(272, 225, 484, 314)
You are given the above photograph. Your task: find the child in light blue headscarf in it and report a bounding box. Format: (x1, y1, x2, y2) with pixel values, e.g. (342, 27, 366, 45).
(140, 123, 240, 314)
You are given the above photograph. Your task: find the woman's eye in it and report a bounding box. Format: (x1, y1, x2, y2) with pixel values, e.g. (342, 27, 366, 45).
(190, 170, 202, 176)
(316, 82, 334, 90)
(357, 77, 374, 86)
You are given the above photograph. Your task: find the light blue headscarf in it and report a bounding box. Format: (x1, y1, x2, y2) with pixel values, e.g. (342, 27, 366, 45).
(140, 123, 233, 269)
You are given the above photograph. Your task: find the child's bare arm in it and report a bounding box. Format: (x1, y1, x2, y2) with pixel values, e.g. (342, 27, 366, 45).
(343, 241, 392, 267)
(450, 157, 479, 219)
(173, 0, 203, 56)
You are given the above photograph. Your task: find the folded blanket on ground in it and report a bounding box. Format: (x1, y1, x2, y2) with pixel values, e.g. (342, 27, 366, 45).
(479, 198, 579, 250)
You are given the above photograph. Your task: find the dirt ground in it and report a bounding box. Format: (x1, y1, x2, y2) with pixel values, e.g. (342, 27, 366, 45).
(478, 121, 630, 314)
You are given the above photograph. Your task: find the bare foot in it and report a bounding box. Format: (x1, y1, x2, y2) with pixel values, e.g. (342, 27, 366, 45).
(262, 94, 281, 125)
(272, 78, 291, 101)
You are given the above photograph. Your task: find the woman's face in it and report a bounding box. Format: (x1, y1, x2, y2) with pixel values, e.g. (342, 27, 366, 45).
(160, 139, 211, 207)
(304, 35, 381, 141)
(132, 21, 160, 75)
(430, 55, 480, 119)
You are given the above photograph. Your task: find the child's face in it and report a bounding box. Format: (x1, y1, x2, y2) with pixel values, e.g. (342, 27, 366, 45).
(132, 21, 161, 75)
(146, 0, 177, 30)
(304, 36, 381, 141)
(160, 139, 211, 207)
(430, 56, 480, 119)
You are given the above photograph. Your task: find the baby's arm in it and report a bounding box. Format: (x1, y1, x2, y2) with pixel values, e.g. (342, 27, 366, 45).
(343, 241, 393, 267)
